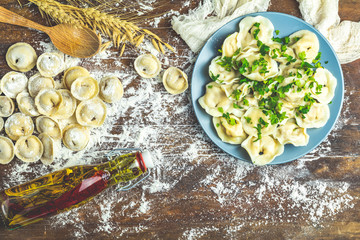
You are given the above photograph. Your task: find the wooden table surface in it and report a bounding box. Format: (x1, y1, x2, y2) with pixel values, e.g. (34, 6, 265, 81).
(0, 0, 359, 239)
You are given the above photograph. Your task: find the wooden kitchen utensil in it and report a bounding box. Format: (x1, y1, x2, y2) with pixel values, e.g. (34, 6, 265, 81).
(0, 6, 101, 58)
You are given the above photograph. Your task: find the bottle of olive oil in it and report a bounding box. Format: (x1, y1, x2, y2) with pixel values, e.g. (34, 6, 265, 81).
(0, 150, 153, 230)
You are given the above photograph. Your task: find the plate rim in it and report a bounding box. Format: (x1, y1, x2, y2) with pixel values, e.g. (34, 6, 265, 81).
(190, 11, 344, 165)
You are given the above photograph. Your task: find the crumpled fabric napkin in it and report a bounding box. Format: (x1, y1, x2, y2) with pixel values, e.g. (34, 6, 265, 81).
(297, 0, 360, 64)
(172, 0, 360, 64)
(171, 0, 270, 53)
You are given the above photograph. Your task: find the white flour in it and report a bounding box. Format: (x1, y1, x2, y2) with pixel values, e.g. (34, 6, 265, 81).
(0, 5, 357, 240)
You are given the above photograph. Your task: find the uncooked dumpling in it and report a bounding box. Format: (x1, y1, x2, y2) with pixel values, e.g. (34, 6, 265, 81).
(0, 96, 15, 117)
(62, 124, 90, 151)
(52, 89, 77, 119)
(15, 135, 43, 162)
(0, 136, 15, 164)
(134, 54, 161, 78)
(0, 71, 28, 98)
(6, 42, 37, 72)
(16, 92, 40, 117)
(38, 133, 54, 165)
(35, 88, 63, 116)
(70, 76, 99, 101)
(162, 67, 188, 95)
(76, 98, 107, 127)
(37, 52, 64, 77)
(36, 116, 62, 140)
(99, 76, 123, 103)
(28, 73, 55, 97)
(63, 66, 90, 89)
(5, 113, 34, 141)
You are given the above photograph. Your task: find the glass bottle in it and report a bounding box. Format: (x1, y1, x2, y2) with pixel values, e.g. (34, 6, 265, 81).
(0, 149, 153, 230)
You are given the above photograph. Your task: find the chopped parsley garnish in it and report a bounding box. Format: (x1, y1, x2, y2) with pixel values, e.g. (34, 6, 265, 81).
(254, 28, 261, 40)
(253, 117, 270, 142)
(271, 49, 278, 59)
(238, 58, 250, 74)
(210, 71, 220, 82)
(296, 93, 315, 118)
(222, 112, 237, 125)
(257, 40, 270, 56)
(259, 117, 269, 127)
(244, 116, 252, 123)
(252, 22, 261, 40)
(315, 83, 323, 94)
(300, 61, 315, 69)
(218, 107, 224, 113)
(275, 30, 280, 35)
(312, 52, 322, 63)
(233, 103, 243, 109)
(253, 123, 263, 142)
(253, 81, 269, 96)
(232, 89, 242, 100)
(296, 71, 302, 78)
(243, 98, 249, 106)
(272, 36, 290, 45)
(233, 48, 241, 57)
(283, 36, 290, 44)
(296, 104, 312, 118)
(314, 61, 322, 68)
(216, 56, 233, 71)
(298, 51, 306, 61)
(292, 36, 301, 42)
(284, 54, 296, 64)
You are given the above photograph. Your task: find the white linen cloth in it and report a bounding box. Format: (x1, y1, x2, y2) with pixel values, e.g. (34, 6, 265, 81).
(297, 0, 360, 64)
(172, 0, 360, 64)
(171, 0, 270, 53)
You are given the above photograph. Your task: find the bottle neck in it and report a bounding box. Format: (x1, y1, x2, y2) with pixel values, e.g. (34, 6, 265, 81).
(96, 152, 147, 187)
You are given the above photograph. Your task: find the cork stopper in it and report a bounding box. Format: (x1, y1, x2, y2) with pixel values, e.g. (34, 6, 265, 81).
(141, 150, 154, 169)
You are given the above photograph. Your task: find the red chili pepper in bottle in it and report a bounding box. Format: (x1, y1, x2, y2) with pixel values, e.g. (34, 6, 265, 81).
(0, 150, 153, 230)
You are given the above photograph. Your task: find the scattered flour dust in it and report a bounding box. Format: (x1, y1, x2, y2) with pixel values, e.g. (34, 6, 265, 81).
(1, 9, 356, 240)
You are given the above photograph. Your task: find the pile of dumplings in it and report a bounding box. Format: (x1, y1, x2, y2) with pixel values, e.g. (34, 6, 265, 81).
(134, 53, 189, 95)
(0, 42, 124, 165)
(199, 16, 337, 165)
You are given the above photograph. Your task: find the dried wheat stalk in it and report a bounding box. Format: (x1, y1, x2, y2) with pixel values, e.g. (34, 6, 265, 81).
(25, 0, 174, 56)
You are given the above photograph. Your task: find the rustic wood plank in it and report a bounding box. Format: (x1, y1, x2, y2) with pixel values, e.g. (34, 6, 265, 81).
(0, 0, 359, 239)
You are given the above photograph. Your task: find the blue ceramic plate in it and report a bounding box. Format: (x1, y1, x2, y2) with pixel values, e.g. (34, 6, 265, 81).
(191, 12, 344, 164)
